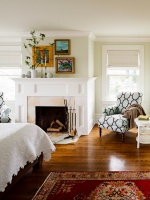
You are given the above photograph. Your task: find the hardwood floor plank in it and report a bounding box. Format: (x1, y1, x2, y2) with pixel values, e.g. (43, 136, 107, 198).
(2, 125, 150, 200)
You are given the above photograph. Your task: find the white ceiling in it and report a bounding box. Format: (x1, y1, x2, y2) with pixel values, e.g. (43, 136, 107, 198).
(1, 0, 150, 38)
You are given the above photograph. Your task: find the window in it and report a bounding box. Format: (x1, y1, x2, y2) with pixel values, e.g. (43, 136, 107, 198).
(0, 44, 22, 101)
(0, 68, 21, 100)
(102, 45, 144, 101)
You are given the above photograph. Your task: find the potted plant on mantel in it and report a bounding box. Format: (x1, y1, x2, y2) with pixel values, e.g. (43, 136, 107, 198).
(23, 30, 45, 78)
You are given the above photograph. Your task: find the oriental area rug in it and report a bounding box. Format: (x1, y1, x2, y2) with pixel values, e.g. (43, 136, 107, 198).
(32, 171, 150, 200)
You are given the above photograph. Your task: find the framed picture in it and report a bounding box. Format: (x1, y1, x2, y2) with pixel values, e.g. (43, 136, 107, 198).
(55, 57, 75, 74)
(54, 39, 70, 55)
(32, 46, 53, 67)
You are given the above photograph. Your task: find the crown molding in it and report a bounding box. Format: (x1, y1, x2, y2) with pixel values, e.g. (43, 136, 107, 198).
(96, 36, 150, 42)
(0, 30, 150, 42)
(19, 31, 91, 38)
(89, 32, 96, 40)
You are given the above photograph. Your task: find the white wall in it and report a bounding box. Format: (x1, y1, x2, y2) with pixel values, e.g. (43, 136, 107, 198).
(21, 34, 150, 122)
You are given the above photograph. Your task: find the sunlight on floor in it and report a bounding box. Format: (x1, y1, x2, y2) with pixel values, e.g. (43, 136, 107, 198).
(109, 156, 125, 171)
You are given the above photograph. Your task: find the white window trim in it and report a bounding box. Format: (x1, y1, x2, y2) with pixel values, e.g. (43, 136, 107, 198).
(102, 45, 144, 102)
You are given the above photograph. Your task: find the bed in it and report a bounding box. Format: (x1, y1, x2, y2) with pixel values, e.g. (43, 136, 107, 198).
(0, 123, 56, 194)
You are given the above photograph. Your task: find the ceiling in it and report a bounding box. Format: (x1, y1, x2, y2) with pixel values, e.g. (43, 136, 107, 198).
(1, 0, 150, 38)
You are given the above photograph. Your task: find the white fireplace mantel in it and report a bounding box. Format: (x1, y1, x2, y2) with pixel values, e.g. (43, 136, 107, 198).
(12, 77, 96, 135)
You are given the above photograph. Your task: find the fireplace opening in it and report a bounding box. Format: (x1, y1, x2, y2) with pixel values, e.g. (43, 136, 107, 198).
(36, 106, 68, 132)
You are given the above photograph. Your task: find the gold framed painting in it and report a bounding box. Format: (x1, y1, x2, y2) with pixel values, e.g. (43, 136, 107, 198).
(32, 46, 53, 67)
(54, 39, 70, 55)
(55, 57, 75, 74)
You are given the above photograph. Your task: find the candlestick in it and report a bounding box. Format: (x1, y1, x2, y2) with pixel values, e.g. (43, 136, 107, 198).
(41, 67, 43, 78)
(45, 54, 47, 78)
(45, 66, 47, 78)
(45, 54, 46, 66)
(41, 59, 43, 78)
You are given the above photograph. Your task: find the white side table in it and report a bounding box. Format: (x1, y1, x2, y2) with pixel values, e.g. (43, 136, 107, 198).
(134, 117, 150, 148)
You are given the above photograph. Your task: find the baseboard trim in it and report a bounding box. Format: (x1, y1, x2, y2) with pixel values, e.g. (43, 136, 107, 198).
(94, 114, 102, 124)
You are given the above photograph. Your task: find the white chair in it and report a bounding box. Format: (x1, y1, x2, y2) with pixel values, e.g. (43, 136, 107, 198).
(0, 91, 11, 123)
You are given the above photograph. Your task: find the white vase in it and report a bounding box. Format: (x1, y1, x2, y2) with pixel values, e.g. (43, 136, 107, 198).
(47, 72, 53, 78)
(31, 69, 37, 78)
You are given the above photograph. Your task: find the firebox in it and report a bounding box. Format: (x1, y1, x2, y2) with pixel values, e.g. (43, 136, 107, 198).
(36, 106, 68, 132)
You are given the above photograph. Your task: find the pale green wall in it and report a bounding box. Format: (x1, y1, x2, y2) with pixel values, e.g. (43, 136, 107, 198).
(94, 41, 150, 115)
(21, 35, 150, 116)
(143, 43, 150, 114)
(94, 41, 102, 116)
(22, 36, 89, 78)
(88, 38, 95, 77)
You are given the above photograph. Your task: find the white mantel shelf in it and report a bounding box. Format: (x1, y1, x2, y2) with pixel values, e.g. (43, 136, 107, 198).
(12, 77, 97, 135)
(13, 78, 96, 82)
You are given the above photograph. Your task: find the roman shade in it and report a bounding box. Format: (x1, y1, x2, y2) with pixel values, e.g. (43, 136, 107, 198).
(107, 50, 140, 67)
(0, 46, 21, 67)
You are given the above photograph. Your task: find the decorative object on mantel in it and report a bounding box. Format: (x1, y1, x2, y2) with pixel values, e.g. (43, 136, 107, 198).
(40, 64, 44, 78)
(22, 71, 31, 78)
(32, 46, 53, 68)
(23, 30, 45, 78)
(55, 57, 75, 74)
(31, 69, 37, 78)
(23, 31, 45, 68)
(26, 71, 31, 78)
(45, 65, 47, 78)
(54, 39, 70, 55)
(23, 31, 54, 78)
(47, 72, 53, 78)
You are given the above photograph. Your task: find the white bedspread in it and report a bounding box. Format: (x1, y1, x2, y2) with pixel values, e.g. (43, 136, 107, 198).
(0, 123, 56, 192)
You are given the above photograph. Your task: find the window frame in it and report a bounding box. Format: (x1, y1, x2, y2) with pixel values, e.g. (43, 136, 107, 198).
(102, 45, 144, 102)
(0, 44, 22, 101)
(0, 67, 21, 101)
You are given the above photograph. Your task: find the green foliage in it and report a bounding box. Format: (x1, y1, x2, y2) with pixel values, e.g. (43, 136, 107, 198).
(49, 42, 54, 46)
(23, 30, 46, 69)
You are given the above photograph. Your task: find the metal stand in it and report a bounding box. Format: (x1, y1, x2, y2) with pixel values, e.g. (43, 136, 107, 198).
(63, 100, 77, 139)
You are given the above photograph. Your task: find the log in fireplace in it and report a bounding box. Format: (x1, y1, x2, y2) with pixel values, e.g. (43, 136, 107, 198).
(36, 106, 68, 132)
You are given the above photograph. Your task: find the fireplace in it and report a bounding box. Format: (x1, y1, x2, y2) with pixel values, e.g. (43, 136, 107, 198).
(36, 106, 68, 132)
(12, 78, 96, 135)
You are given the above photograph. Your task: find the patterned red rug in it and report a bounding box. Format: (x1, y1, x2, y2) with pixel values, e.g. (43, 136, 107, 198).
(32, 171, 150, 200)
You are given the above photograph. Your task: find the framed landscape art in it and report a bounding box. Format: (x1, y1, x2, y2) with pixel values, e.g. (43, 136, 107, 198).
(54, 39, 70, 55)
(55, 57, 75, 74)
(32, 46, 53, 67)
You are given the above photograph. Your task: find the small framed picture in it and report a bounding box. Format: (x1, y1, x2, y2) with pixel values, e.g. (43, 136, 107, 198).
(54, 39, 70, 55)
(32, 46, 53, 67)
(55, 57, 75, 74)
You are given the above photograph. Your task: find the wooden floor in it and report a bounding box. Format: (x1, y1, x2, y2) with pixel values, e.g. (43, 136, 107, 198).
(2, 125, 150, 200)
